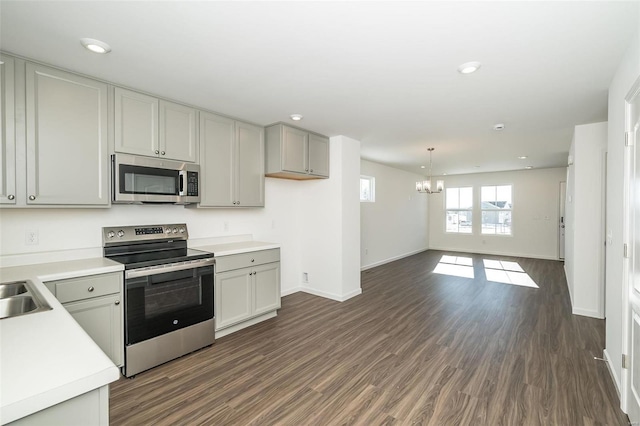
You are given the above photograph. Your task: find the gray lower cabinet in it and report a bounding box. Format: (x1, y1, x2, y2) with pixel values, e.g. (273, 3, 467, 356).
(45, 272, 124, 367)
(198, 111, 264, 207)
(265, 123, 330, 179)
(215, 249, 281, 333)
(7, 385, 109, 426)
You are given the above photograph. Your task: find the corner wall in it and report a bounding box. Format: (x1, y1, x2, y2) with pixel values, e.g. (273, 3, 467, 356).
(299, 136, 362, 301)
(564, 121, 607, 319)
(606, 16, 640, 401)
(360, 160, 429, 270)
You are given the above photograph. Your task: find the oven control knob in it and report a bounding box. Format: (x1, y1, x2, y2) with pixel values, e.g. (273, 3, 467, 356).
(172, 228, 178, 234)
(107, 231, 115, 239)
(179, 227, 185, 234)
(117, 230, 125, 238)
(165, 228, 171, 234)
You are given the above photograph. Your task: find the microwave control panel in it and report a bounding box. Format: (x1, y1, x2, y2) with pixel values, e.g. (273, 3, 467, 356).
(187, 171, 198, 196)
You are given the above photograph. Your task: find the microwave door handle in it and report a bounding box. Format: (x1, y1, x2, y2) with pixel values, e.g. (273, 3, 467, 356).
(178, 170, 186, 196)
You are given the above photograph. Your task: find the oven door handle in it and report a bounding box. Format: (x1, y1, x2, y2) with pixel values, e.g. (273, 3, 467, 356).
(125, 258, 215, 279)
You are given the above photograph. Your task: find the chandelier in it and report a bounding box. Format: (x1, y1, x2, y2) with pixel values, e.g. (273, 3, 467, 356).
(416, 147, 444, 194)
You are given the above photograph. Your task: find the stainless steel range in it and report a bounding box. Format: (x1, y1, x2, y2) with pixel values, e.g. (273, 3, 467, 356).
(103, 224, 214, 377)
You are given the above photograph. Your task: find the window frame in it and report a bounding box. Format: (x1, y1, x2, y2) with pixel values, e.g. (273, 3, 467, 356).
(480, 184, 513, 236)
(360, 175, 375, 203)
(445, 186, 474, 234)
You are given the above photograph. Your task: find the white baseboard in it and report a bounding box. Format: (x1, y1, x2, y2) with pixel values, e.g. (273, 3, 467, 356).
(281, 286, 362, 302)
(572, 306, 604, 319)
(299, 285, 362, 302)
(603, 349, 622, 400)
(361, 248, 428, 271)
(281, 287, 302, 297)
(427, 246, 559, 261)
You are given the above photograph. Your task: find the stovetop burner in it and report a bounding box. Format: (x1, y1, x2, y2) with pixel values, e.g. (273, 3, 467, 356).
(102, 224, 212, 269)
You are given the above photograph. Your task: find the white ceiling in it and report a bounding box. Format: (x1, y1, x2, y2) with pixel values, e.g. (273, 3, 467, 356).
(1, 1, 638, 176)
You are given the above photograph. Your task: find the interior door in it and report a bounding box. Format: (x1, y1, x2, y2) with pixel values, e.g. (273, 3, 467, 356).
(626, 76, 640, 424)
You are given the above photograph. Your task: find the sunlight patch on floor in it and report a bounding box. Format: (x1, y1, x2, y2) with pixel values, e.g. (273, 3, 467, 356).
(482, 259, 538, 288)
(434, 255, 475, 278)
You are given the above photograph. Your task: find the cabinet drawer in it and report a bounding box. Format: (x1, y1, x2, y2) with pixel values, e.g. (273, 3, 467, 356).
(215, 249, 280, 273)
(51, 273, 122, 304)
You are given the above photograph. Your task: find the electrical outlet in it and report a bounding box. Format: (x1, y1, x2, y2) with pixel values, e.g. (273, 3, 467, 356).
(365, 248, 369, 255)
(25, 229, 39, 246)
(303, 272, 309, 283)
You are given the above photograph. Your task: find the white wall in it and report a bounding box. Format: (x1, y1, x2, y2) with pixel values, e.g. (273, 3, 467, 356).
(428, 167, 566, 260)
(605, 17, 640, 400)
(565, 122, 607, 319)
(360, 160, 429, 270)
(0, 137, 363, 302)
(299, 136, 362, 301)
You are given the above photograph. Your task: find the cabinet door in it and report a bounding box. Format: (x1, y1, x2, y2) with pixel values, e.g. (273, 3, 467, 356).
(253, 262, 281, 316)
(308, 134, 330, 177)
(282, 125, 308, 173)
(199, 112, 235, 207)
(215, 268, 252, 330)
(159, 100, 197, 162)
(26, 63, 109, 206)
(114, 87, 158, 157)
(65, 294, 123, 367)
(236, 121, 264, 207)
(0, 55, 16, 204)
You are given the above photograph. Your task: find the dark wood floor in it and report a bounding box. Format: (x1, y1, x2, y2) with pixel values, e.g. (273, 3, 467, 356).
(110, 250, 629, 425)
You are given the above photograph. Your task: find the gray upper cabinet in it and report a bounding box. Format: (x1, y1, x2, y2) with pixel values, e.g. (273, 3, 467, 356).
(25, 62, 110, 206)
(115, 87, 196, 163)
(198, 111, 264, 207)
(0, 55, 16, 205)
(265, 123, 330, 179)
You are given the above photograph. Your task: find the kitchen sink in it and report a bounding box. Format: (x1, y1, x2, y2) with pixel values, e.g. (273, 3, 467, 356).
(0, 282, 27, 298)
(0, 281, 52, 319)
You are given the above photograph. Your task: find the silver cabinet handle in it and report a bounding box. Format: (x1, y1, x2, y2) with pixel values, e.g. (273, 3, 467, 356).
(161, 151, 165, 155)
(305, 168, 309, 172)
(115, 300, 120, 305)
(155, 150, 160, 154)
(7, 195, 15, 200)
(310, 169, 314, 173)
(251, 259, 255, 263)
(237, 201, 240, 205)
(28, 195, 36, 200)
(233, 201, 237, 205)
(88, 286, 94, 292)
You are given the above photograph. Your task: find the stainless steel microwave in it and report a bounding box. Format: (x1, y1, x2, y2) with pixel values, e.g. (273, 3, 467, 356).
(112, 153, 200, 204)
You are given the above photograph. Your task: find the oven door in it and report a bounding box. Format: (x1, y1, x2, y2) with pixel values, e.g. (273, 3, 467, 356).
(124, 260, 214, 345)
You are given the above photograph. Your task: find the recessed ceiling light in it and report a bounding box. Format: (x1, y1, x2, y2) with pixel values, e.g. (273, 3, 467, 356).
(420, 165, 426, 169)
(517, 156, 528, 160)
(443, 173, 448, 176)
(493, 123, 505, 131)
(525, 166, 533, 169)
(457, 61, 481, 74)
(80, 38, 111, 54)
(290, 114, 303, 121)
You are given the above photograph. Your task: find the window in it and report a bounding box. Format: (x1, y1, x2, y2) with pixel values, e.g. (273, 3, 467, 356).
(360, 175, 375, 202)
(445, 187, 473, 233)
(481, 185, 512, 235)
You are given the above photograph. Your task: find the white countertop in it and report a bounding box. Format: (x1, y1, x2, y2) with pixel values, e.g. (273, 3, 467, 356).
(194, 240, 280, 257)
(0, 257, 123, 424)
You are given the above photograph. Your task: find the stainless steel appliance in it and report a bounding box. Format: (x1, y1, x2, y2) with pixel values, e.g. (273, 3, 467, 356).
(103, 223, 214, 377)
(112, 153, 200, 204)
